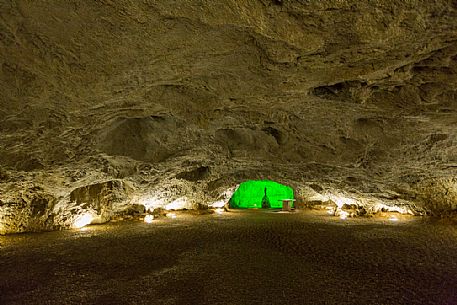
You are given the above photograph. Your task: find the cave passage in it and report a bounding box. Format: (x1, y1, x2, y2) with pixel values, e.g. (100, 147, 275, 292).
(229, 180, 294, 209)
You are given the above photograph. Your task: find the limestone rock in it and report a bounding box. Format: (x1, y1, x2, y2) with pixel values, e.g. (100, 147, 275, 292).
(0, 0, 456, 233)
(0, 189, 55, 234)
(53, 180, 131, 228)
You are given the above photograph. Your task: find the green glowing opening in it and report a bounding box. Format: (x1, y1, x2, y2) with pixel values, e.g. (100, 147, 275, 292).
(229, 180, 294, 209)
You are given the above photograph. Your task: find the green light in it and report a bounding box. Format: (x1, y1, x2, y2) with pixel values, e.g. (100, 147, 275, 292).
(229, 180, 294, 209)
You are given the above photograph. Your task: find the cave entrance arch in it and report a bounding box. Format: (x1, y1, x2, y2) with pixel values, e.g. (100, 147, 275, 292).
(229, 180, 294, 209)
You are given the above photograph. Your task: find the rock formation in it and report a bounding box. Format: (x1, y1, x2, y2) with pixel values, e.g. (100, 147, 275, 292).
(1, 0, 456, 233)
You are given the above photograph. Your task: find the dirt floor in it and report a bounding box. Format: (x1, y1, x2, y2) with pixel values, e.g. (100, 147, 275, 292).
(1, 210, 457, 305)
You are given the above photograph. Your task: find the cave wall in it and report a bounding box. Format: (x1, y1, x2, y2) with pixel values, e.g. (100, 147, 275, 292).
(0, 0, 456, 233)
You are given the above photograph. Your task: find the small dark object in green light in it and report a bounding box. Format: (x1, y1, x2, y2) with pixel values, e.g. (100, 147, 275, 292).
(229, 180, 294, 209)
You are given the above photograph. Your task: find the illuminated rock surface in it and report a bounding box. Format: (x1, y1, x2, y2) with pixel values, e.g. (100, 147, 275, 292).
(0, 0, 457, 233)
(1, 211, 457, 304)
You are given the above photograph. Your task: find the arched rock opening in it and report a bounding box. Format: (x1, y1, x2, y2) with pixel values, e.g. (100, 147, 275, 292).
(229, 180, 294, 209)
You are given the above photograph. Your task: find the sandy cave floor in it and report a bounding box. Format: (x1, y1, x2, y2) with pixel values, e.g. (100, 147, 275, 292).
(1, 210, 457, 305)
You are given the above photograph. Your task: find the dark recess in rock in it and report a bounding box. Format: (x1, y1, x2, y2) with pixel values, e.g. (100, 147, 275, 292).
(309, 183, 324, 193)
(176, 166, 211, 182)
(311, 81, 366, 102)
(346, 176, 359, 183)
(428, 133, 449, 144)
(30, 198, 49, 216)
(262, 126, 283, 145)
(121, 203, 146, 215)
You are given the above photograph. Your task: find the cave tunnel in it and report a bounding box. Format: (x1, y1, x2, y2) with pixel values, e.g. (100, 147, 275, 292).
(229, 180, 294, 209)
(1, 1, 457, 304)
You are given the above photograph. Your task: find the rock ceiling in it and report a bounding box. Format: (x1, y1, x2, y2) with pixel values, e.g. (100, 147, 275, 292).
(0, 0, 456, 233)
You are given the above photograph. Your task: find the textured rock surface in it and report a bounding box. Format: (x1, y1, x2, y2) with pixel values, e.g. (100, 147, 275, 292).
(0, 187, 56, 234)
(0, 0, 456, 232)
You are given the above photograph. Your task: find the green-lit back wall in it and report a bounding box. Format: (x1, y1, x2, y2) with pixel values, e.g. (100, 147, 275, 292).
(229, 180, 294, 209)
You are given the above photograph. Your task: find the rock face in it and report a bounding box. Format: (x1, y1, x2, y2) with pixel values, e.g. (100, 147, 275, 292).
(53, 180, 131, 228)
(0, 0, 456, 233)
(0, 188, 56, 234)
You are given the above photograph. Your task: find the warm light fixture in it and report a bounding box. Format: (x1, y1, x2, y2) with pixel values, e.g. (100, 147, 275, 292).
(144, 214, 154, 223)
(140, 196, 165, 211)
(165, 197, 188, 210)
(328, 194, 357, 209)
(375, 203, 411, 215)
(211, 200, 226, 208)
(389, 216, 399, 222)
(166, 213, 177, 219)
(215, 208, 224, 215)
(339, 210, 349, 220)
(72, 213, 94, 229)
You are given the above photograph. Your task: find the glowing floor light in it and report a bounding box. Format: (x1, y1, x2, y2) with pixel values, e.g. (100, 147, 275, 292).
(72, 213, 94, 229)
(389, 216, 399, 222)
(211, 200, 226, 208)
(144, 214, 154, 223)
(215, 208, 224, 215)
(165, 197, 188, 210)
(166, 213, 177, 219)
(339, 211, 349, 220)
